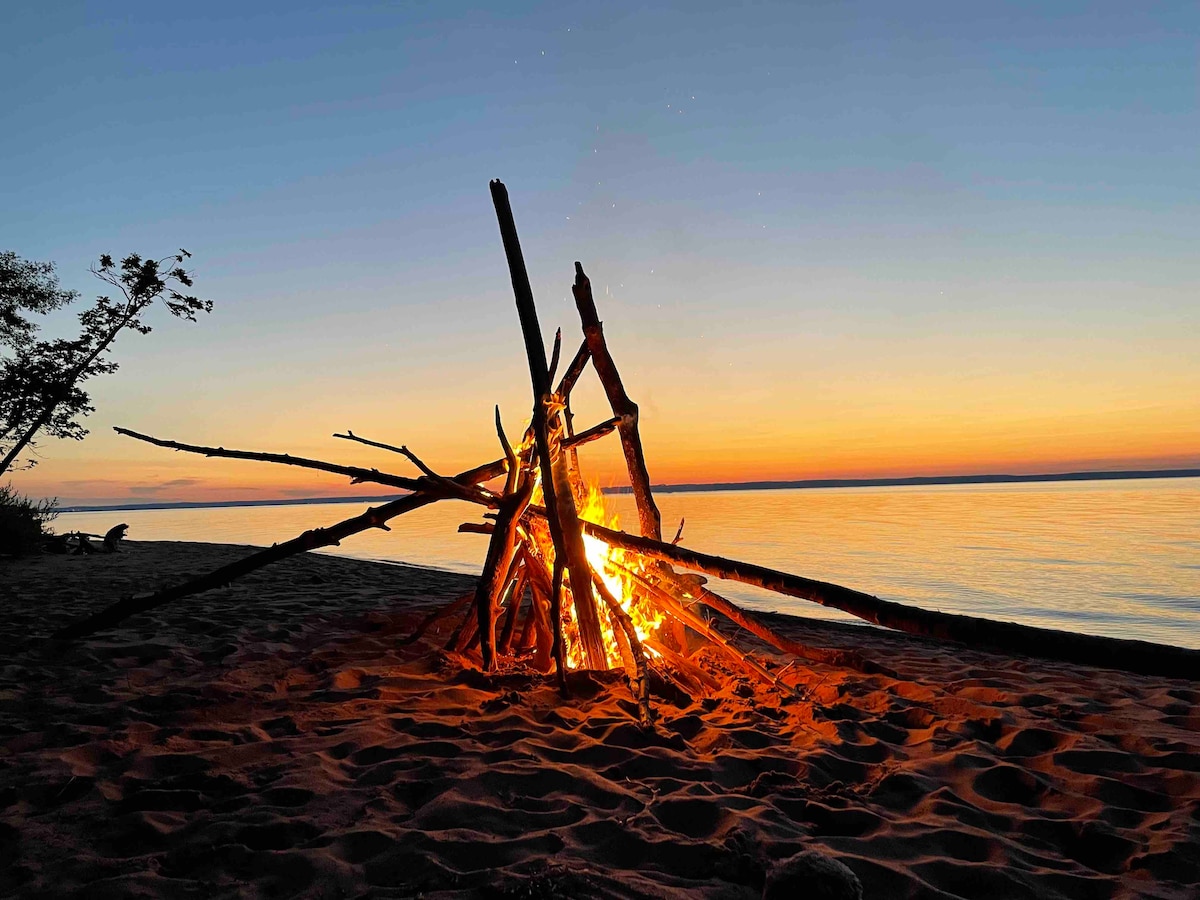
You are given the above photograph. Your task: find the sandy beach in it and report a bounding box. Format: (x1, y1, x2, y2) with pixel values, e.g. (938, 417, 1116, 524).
(2, 541, 1197, 899)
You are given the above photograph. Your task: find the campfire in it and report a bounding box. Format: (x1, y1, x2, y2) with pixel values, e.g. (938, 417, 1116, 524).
(55, 180, 1200, 702)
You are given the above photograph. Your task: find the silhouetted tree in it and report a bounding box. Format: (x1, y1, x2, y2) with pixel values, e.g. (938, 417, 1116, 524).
(0, 251, 211, 477)
(0, 251, 79, 348)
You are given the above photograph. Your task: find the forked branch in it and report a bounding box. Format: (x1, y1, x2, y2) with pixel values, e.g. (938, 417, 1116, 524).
(115, 426, 490, 505)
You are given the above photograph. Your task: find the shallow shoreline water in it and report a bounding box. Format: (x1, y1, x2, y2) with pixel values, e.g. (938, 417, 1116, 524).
(56, 476, 1200, 649)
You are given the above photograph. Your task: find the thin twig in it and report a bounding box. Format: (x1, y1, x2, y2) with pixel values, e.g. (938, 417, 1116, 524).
(496, 405, 518, 495)
(671, 518, 685, 545)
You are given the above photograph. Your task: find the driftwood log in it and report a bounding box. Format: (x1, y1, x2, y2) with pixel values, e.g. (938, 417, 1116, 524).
(582, 520, 1200, 680)
(52, 460, 497, 640)
(592, 573, 652, 724)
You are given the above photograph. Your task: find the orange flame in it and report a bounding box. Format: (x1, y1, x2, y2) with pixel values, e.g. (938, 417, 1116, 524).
(572, 482, 664, 670)
(520, 407, 663, 671)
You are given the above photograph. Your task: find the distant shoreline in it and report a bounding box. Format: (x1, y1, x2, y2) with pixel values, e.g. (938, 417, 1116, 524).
(55, 467, 1199, 513)
(57, 495, 403, 514)
(611, 467, 1200, 495)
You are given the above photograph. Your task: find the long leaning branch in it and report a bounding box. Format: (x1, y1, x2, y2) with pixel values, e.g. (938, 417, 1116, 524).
(572, 263, 662, 541)
(53, 490, 443, 639)
(53, 455, 506, 639)
(583, 521, 1200, 681)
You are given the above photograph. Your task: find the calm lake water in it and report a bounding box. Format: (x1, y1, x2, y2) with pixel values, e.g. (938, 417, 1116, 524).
(58, 478, 1200, 649)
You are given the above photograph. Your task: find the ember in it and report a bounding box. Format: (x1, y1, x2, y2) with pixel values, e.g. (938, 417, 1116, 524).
(54, 181, 1200, 707)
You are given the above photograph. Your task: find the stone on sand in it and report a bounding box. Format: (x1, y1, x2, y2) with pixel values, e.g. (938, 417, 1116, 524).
(763, 850, 862, 900)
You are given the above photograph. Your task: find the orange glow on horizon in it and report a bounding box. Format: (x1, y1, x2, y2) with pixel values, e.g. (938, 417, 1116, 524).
(16, 425, 1198, 507)
(10, 326, 1199, 507)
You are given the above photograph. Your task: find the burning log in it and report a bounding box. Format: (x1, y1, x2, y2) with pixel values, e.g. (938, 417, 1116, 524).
(581, 521, 1200, 681)
(569, 265, 699, 653)
(617, 562, 795, 694)
(655, 571, 897, 678)
(497, 561, 527, 655)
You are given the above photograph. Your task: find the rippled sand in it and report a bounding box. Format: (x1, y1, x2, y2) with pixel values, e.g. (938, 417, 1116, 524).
(2, 542, 1197, 898)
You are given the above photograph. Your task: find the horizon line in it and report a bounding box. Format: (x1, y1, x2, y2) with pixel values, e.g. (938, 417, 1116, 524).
(608, 466, 1200, 495)
(55, 466, 1200, 513)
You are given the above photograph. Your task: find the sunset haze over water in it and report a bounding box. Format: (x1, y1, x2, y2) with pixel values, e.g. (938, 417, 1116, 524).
(3, 1, 1197, 506)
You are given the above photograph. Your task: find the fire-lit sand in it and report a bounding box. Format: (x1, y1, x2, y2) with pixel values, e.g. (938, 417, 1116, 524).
(3, 542, 1198, 898)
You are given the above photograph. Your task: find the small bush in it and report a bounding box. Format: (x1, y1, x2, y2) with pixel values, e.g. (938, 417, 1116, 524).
(0, 484, 58, 556)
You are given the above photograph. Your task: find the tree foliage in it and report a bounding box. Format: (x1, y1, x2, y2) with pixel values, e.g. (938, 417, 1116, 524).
(0, 250, 211, 477)
(0, 251, 79, 349)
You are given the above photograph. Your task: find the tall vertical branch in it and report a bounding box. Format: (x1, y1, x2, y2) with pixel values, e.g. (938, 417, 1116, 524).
(490, 179, 608, 670)
(571, 263, 662, 541)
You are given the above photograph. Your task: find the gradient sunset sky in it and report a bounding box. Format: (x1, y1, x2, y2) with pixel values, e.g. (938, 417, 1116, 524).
(3, 1, 1197, 506)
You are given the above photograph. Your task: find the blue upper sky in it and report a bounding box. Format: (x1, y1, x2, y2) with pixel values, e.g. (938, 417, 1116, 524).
(3, 1, 1198, 503)
(7, 2, 1195, 268)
